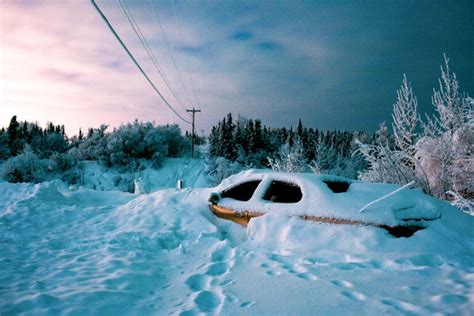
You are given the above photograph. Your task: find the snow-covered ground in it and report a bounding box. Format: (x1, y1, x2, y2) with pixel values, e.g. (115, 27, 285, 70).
(76, 158, 209, 193)
(1, 166, 473, 315)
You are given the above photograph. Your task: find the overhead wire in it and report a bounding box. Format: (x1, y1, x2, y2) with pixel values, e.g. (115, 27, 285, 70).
(117, 0, 189, 113)
(149, 0, 197, 112)
(171, 0, 202, 110)
(90, 0, 191, 124)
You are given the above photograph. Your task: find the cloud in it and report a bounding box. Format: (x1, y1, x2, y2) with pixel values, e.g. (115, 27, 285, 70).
(255, 41, 282, 51)
(230, 31, 254, 41)
(0, 0, 472, 136)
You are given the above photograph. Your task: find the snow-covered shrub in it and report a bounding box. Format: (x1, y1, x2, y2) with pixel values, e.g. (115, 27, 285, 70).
(143, 126, 169, 168)
(392, 75, 419, 157)
(76, 124, 109, 162)
(416, 124, 473, 199)
(310, 139, 337, 174)
(431, 55, 470, 133)
(447, 190, 474, 216)
(2, 145, 47, 183)
(268, 136, 308, 173)
(50, 152, 78, 172)
(73, 122, 188, 171)
(308, 136, 366, 179)
(155, 125, 189, 158)
(356, 140, 418, 185)
(415, 56, 472, 200)
(356, 77, 421, 186)
(41, 132, 68, 158)
(207, 157, 245, 185)
(357, 55, 473, 212)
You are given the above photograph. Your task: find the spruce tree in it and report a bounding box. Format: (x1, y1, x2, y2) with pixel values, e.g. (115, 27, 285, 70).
(221, 113, 236, 160)
(7, 115, 20, 156)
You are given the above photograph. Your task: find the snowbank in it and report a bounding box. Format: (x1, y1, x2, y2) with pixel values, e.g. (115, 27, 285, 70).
(78, 158, 209, 193)
(1, 170, 473, 315)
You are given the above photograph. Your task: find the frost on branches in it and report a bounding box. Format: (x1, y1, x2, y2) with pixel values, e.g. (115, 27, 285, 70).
(358, 55, 473, 213)
(268, 136, 309, 173)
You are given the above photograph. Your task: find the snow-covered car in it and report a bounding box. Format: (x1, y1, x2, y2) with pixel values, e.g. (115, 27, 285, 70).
(208, 170, 443, 237)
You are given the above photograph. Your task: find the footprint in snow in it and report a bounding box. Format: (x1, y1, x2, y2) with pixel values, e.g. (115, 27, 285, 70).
(431, 294, 468, 305)
(331, 279, 354, 288)
(220, 279, 234, 286)
(341, 290, 367, 302)
(185, 274, 208, 292)
(194, 290, 221, 312)
(210, 243, 234, 262)
(240, 301, 255, 308)
(206, 262, 229, 276)
(296, 272, 318, 281)
(381, 298, 426, 314)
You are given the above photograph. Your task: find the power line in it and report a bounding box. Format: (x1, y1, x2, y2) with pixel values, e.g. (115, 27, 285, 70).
(171, 0, 201, 110)
(118, 0, 188, 113)
(149, 0, 196, 113)
(91, 0, 191, 124)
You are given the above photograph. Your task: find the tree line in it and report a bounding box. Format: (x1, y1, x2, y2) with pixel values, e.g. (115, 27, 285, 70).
(0, 118, 191, 183)
(207, 114, 372, 181)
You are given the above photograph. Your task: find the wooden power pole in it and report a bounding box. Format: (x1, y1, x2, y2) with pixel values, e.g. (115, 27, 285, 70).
(186, 108, 201, 158)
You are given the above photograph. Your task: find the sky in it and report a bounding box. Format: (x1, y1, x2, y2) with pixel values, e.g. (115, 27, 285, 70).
(0, 0, 472, 136)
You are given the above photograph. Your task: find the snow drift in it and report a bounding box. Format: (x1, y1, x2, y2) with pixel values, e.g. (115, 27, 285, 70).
(1, 169, 473, 315)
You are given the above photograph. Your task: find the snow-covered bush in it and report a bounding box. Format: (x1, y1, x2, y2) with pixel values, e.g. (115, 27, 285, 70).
(268, 136, 308, 173)
(358, 55, 473, 212)
(73, 122, 188, 171)
(356, 140, 418, 185)
(41, 132, 68, 158)
(206, 157, 245, 185)
(309, 139, 337, 174)
(357, 78, 421, 186)
(2, 145, 48, 183)
(50, 152, 78, 172)
(447, 190, 474, 216)
(75, 124, 109, 162)
(416, 56, 473, 200)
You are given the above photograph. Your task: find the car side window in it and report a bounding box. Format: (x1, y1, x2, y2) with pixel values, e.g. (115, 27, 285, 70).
(221, 180, 261, 201)
(263, 181, 302, 203)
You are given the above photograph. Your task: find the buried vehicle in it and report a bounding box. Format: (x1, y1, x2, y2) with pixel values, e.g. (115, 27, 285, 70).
(208, 170, 443, 237)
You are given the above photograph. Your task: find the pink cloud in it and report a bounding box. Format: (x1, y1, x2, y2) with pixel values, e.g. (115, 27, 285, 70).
(0, 1, 190, 135)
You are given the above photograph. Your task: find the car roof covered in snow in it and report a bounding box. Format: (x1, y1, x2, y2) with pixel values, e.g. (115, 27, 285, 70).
(215, 169, 441, 227)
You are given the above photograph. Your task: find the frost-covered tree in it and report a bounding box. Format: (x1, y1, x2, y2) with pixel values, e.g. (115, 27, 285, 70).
(416, 56, 473, 199)
(374, 122, 389, 146)
(268, 136, 308, 173)
(356, 140, 416, 185)
(206, 157, 245, 185)
(309, 138, 338, 174)
(2, 145, 46, 183)
(358, 56, 473, 210)
(392, 75, 419, 158)
(431, 54, 470, 133)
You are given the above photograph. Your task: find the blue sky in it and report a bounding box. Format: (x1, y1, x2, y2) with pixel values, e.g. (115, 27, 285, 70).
(0, 0, 472, 135)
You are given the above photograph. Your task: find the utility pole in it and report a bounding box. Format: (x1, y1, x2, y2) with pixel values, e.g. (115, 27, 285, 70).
(186, 107, 201, 158)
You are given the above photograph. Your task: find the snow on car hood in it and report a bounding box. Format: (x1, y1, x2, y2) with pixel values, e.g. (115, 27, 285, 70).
(215, 169, 441, 227)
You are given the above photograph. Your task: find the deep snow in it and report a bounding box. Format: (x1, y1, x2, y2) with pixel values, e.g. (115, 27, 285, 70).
(79, 158, 209, 193)
(1, 167, 473, 315)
